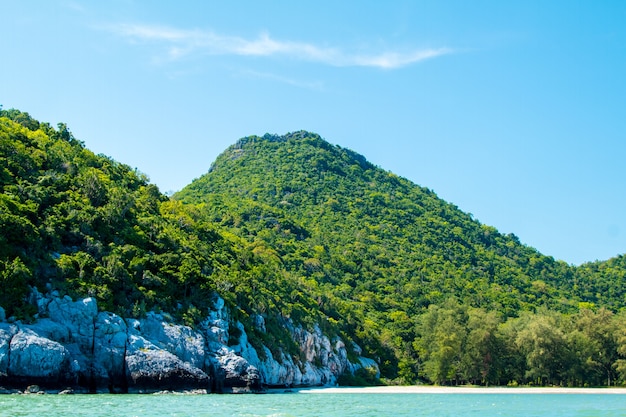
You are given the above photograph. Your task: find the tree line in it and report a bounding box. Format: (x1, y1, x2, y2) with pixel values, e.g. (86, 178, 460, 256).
(402, 298, 626, 386)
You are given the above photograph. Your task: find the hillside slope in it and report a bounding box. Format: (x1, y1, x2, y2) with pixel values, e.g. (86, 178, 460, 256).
(176, 132, 582, 313)
(0, 111, 327, 342)
(176, 131, 626, 384)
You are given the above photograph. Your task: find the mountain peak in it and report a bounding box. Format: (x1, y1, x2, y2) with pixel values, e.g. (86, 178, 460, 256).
(231, 130, 322, 148)
(208, 131, 372, 174)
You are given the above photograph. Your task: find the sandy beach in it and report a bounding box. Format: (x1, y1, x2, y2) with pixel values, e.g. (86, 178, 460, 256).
(286, 386, 626, 395)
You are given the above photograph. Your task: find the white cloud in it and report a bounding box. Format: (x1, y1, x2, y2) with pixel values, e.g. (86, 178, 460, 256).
(237, 69, 325, 91)
(107, 23, 452, 69)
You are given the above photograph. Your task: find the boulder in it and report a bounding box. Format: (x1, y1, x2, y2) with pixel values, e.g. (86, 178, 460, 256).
(92, 312, 128, 391)
(201, 316, 261, 392)
(8, 328, 71, 387)
(214, 349, 261, 392)
(138, 312, 205, 369)
(0, 324, 17, 378)
(125, 349, 209, 393)
(25, 384, 42, 394)
(25, 319, 70, 343)
(47, 296, 97, 352)
(125, 321, 209, 393)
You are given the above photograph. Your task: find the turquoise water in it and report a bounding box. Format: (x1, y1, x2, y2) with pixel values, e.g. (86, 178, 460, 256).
(1, 393, 625, 417)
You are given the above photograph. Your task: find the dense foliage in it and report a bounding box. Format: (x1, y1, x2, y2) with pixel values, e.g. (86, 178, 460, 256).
(2, 111, 625, 386)
(0, 110, 324, 359)
(176, 131, 626, 386)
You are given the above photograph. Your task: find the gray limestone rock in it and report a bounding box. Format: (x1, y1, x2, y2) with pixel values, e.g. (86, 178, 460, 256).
(0, 324, 17, 378)
(25, 319, 70, 343)
(125, 321, 209, 393)
(92, 311, 128, 391)
(237, 319, 379, 388)
(47, 296, 97, 352)
(8, 328, 70, 385)
(138, 312, 205, 369)
(1, 290, 378, 392)
(215, 349, 260, 391)
(125, 349, 209, 393)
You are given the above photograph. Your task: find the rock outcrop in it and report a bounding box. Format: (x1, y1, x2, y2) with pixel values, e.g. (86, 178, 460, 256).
(0, 291, 379, 393)
(7, 328, 70, 386)
(92, 312, 127, 391)
(124, 315, 210, 393)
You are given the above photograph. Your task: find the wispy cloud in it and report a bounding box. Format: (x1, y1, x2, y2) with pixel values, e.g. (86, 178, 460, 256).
(237, 69, 325, 91)
(61, 0, 87, 13)
(106, 23, 452, 69)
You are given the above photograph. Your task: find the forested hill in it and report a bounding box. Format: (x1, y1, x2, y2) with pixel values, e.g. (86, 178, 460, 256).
(3, 109, 626, 387)
(0, 109, 328, 343)
(175, 131, 620, 313)
(176, 131, 626, 385)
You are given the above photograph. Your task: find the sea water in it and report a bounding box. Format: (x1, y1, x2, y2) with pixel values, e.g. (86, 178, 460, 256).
(1, 393, 625, 417)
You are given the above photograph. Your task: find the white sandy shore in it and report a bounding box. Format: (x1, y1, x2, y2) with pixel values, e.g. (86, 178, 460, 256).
(280, 386, 626, 395)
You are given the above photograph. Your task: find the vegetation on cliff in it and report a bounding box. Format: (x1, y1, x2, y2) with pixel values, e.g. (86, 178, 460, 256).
(0, 109, 322, 361)
(2, 109, 626, 386)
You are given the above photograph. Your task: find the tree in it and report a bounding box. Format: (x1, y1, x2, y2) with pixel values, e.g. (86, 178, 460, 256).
(573, 308, 618, 386)
(414, 299, 467, 385)
(613, 311, 626, 384)
(0, 257, 32, 318)
(460, 307, 502, 385)
(515, 312, 569, 385)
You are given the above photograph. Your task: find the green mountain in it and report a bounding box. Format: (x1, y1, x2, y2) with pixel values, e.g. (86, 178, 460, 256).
(174, 131, 623, 314)
(176, 131, 626, 385)
(2, 109, 626, 387)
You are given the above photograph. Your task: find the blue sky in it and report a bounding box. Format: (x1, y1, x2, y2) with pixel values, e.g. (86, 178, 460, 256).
(1, 1, 625, 265)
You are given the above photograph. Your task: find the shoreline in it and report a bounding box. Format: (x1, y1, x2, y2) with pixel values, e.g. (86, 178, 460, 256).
(3, 385, 626, 395)
(281, 386, 626, 395)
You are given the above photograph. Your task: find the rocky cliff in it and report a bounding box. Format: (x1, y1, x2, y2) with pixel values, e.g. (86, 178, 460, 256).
(0, 289, 378, 393)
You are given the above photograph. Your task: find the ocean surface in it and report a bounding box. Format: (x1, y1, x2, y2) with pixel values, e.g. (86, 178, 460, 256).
(1, 392, 625, 417)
